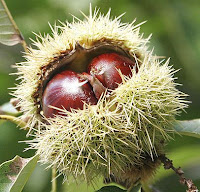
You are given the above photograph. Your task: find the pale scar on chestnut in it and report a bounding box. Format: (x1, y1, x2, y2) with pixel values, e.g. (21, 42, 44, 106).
(32, 41, 141, 117)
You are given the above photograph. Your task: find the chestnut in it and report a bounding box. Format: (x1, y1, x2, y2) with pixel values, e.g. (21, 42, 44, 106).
(42, 70, 97, 118)
(88, 53, 136, 89)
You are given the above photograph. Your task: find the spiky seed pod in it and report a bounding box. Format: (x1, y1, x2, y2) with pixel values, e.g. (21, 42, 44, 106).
(13, 7, 187, 188)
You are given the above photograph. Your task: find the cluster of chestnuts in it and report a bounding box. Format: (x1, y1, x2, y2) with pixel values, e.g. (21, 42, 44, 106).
(42, 53, 136, 118)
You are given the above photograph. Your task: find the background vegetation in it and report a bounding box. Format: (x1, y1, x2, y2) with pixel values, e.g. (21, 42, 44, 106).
(0, 0, 200, 191)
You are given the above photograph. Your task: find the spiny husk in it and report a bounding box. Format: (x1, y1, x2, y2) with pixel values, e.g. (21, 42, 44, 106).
(29, 55, 187, 185)
(13, 7, 188, 186)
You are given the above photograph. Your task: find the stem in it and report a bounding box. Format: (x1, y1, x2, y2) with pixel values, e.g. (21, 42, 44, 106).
(0, 114, 28, 130)
(160, 154, 199, 192)
(1, 0, 28, 53)
(51, 167, 57, 192)
(21, 38, 29, 53)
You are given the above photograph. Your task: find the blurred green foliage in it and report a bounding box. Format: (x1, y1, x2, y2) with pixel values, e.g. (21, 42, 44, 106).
(0, 0, 200, 191)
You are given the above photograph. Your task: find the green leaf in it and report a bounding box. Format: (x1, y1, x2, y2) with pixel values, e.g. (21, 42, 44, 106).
(129, 184, 142, 192)
(174, 119, 200, 138)
(62, 176, 105, 192)
(96, 185, 126, 192)
(0, 0, 23, 46)
(0, 155, 38, 192)
(96, 184, 142, 192)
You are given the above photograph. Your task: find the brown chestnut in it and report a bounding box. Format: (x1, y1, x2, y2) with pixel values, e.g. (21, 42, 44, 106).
(42, 70, 97, 118)
(88, 53, 136, 89)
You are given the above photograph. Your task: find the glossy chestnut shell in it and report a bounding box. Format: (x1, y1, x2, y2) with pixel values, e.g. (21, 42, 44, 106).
(88, 53, 136, 90)
(42, 70, 97, 118)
